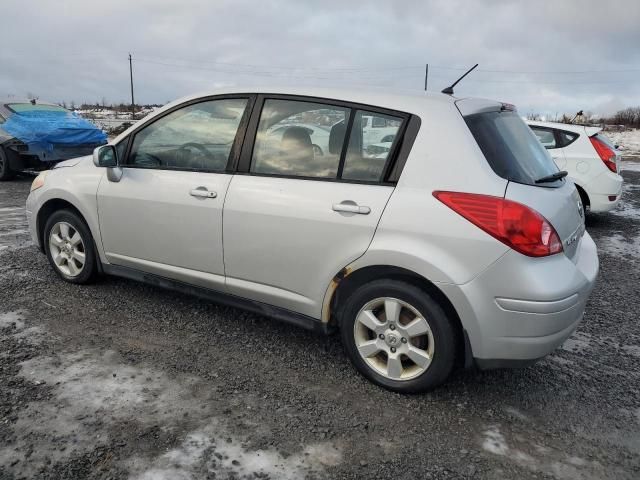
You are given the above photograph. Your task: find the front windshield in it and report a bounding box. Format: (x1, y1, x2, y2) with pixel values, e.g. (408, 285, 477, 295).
(6, 103, 68, 114)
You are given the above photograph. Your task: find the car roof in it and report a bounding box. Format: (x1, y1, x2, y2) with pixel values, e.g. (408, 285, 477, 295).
(167, 86, 459, 116)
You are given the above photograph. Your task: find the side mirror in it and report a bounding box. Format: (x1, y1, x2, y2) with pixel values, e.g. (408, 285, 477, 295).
(93, 145, 117, 168)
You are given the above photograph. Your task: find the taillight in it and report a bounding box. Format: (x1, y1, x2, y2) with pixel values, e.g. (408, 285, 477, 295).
(433, 191, 563, 257)
(590, 136, 617, 173)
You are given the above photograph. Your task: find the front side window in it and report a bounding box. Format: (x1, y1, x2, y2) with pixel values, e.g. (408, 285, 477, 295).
(531, 127, 557, 149)
(342, 110, 402, 182)
(126, 98, 248, 171)
(251, 99, 349, 178)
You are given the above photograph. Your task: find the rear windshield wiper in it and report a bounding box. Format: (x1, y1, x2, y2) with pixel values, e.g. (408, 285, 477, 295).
(535, 171, 568, 184)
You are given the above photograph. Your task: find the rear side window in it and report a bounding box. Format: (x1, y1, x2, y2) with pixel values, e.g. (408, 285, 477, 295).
(342, 110, 402, 182)
(465, 111, 560, 187)
(557, 130, 579, 147)
(530, 126, 557, 149)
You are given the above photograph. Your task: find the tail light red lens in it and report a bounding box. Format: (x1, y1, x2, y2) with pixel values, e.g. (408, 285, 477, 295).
(433, 191, 563, 257)
(590, 136, 617, 173)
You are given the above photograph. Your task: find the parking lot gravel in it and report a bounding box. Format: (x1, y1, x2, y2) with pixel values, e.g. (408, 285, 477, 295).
(1, 165, 639, 480)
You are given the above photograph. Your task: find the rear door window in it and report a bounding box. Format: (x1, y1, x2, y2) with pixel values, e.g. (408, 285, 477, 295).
(251, 99, 349, 178)
(530, 126, 557, 149)
(465, 111, 561, 187)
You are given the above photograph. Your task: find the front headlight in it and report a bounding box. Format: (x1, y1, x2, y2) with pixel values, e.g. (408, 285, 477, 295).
(30, 171, 49, 192)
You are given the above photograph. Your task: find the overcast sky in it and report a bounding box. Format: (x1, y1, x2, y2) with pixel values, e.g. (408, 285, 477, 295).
(1, 0, 639, 116)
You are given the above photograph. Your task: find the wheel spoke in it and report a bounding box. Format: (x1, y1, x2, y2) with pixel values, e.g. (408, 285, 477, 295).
(404, 317, 431, 338)
(387, 355, 403, 379)
(384, 299, 401, 324)
(50, 233, 64, 248)
(53, 252, 65, 266)
(357, 309, 383, 333)
(72, 250, 86, 265)
(59, 223, 70, 240)
(406, 346, 431, 369)
(66, 259, 78, 276)
(70, 232, 82, 247)
(357, 340, 382, 358)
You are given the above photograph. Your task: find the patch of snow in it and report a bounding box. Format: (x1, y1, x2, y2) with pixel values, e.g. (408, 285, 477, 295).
(0, 310, 25, 330)
(597, 233, 640, 259)
(130, 426, 341, 480)
(622, 161, 640, 172)
(0, 312, 341, 479)
(482, 426, 509, 456)
(605, 129, 640, 157)
(561, 332, 592, 353)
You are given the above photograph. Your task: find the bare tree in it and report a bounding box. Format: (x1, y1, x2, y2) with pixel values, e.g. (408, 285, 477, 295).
(526, 112, 541, 121)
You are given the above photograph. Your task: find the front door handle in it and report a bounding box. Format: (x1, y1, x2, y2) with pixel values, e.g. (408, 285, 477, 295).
(190, 187, 217, 199)
(332, 202, 371, 215)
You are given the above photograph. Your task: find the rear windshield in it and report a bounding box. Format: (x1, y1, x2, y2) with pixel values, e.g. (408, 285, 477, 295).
(465, 110, 561, 186)
(6, 103, 67, 114)
(594, 133, 616, 150)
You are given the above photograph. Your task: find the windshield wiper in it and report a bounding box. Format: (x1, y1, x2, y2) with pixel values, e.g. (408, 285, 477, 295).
(535, 171, 568, 184)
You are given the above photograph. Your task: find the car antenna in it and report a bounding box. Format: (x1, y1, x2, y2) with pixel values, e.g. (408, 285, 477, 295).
(441, 64, 479, 95)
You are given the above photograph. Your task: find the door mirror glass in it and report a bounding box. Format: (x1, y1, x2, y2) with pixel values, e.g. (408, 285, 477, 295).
(93, 145, 117, 167)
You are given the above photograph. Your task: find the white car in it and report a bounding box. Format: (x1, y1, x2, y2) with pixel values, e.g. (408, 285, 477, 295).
(527, 120, 624, 213)
(26, 88, 598, 392)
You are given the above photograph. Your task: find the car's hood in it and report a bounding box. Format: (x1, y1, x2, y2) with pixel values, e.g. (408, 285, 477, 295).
(53, 155, 92, 169)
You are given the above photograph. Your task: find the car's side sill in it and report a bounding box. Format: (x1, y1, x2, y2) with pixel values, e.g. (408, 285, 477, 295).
(101, 264, 332, 335)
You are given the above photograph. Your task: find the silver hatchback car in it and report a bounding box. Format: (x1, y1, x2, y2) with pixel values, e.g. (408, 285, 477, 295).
(26, 87, 599, 392)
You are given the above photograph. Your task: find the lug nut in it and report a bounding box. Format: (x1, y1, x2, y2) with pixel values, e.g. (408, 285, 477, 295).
(401, 337, 407, 343)
(389, 324, 396, 330)
(379, 333, 385, 340)
(390, 347, 396, 353)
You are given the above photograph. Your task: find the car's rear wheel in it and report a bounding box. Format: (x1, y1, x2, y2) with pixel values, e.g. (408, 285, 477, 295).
(340, 279, 457, 393)
(44, 210, 97, 284)
(0, 147, 16, 181)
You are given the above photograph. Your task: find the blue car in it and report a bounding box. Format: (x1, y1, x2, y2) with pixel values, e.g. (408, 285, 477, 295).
(0, 99, 107, 180)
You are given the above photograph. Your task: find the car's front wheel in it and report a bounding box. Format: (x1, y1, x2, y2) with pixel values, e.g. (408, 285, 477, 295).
(0, 147, 16, 181)
(44, 210, 97, 284)
(340, 279, 457, 393)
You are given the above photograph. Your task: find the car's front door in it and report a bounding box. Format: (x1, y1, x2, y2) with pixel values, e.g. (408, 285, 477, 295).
(223, 97, 408, 318)
(97, 96, 251, 290)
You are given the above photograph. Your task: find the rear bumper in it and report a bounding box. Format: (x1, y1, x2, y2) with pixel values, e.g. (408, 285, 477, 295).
(585, 170, 623, 212)
(439, 232, 599, 367)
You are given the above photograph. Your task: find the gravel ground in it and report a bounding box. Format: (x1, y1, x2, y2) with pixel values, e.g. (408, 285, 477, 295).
(1, 166, 639, 480)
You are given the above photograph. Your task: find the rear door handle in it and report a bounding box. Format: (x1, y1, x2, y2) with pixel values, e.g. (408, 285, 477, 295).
(190, 187, 217, 199)
(332, 202, 371, 215)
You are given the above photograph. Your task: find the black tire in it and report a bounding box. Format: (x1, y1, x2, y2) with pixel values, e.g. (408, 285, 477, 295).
(44, 209, 97, 284)
(339, 279, 457, 393)
(0, 147, 16, 181)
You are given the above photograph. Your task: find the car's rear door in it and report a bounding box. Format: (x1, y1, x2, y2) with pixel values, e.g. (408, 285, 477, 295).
(97, 96, 253, 290)
(222, 95, 410, 318)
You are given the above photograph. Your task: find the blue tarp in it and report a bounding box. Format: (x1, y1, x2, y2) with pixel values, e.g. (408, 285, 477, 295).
(1, 110, 107, 161)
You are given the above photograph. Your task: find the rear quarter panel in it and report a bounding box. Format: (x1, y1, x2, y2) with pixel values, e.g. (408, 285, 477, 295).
(349, 99, 510, 285)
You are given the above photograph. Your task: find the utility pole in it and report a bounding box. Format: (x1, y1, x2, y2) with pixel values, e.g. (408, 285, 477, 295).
(129, 53, 135, 120)
(424, 64, 429, 91)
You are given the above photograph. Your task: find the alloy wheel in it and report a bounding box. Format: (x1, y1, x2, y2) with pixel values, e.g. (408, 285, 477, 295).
(48, 222, 86, 277)
(353, 297, 435, 381)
